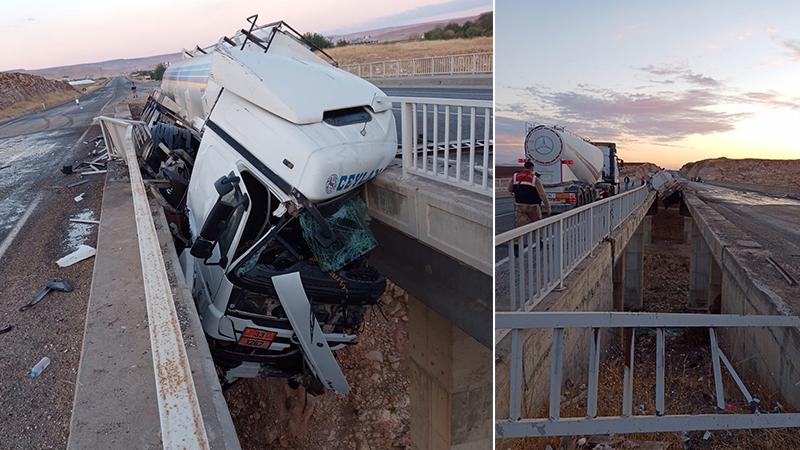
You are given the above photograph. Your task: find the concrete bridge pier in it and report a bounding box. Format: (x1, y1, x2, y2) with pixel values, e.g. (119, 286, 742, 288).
(687, 217, 722, 311)
(623, 221, 645, 310)
(365, 168, 492, 449)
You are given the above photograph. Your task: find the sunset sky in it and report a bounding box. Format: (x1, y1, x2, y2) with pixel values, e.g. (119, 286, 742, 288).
(496, 0, 800, 169)
(0, 0, 490, 71)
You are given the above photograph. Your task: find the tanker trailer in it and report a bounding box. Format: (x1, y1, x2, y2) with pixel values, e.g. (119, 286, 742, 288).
(524, 125, 620, 213)
(138, 17, 396, 393)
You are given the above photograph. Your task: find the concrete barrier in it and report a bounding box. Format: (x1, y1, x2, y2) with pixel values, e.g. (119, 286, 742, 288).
(683, 193, 800, 409)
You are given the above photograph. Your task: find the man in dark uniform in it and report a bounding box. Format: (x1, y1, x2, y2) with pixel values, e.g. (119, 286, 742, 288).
(507, 161, 551, 227)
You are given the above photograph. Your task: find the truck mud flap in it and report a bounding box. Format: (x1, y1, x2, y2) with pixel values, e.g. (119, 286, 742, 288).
(271, 272, 350, 392)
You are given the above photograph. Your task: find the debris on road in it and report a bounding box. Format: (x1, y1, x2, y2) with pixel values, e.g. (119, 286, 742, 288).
(30, 356, 51, 378)
(56, 245, 95, 267)
(19, 279, 74, 312)
(61, 165, 73, 175)
(79, 169, 106, 176)
(0, 324, 13, 334)
(69, 218, 99, 225)
(67, 180, 89, 188)
(73, 193, 84, 203)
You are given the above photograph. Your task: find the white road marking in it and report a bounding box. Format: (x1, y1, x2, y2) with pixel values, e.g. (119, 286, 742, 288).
(0, 193, 43, 263)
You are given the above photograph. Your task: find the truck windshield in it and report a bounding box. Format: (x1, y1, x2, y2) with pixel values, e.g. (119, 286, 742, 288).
(233, 194, 376, 278)
(298, 196, 376, 272)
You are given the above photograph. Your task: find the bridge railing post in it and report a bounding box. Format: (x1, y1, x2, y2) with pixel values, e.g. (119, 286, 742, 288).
(400, 102, 413, 178)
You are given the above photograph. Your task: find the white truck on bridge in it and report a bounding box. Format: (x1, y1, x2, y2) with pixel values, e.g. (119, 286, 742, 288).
(138, 17, 396, 393)
(524, 124, 622, 213)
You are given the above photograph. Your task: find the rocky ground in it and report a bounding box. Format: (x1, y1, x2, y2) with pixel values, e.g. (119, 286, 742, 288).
(0, 72, 80, 122)
(680, 157, 800, 195)
(225, 282, 411, 449)
(509, 206, 800, 450)
(0, 125, 105, 448)
(620, 162, 662, 185)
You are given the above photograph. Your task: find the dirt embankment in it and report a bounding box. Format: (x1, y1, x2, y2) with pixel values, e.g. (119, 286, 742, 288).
(225, 282, 410, 449)
(681, 157, 800, 194)
(0, 72, 79, 121)
(620, 162, 662, 181)
(327, 36, 492, 65)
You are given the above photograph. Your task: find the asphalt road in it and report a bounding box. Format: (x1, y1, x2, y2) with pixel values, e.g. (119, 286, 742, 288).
(686, 180, 800, 281)
(381, 87, 492, 101)
(0, 76, 131, 242)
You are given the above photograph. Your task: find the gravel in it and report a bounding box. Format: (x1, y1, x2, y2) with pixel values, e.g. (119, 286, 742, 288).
(0, 126, 105, 449)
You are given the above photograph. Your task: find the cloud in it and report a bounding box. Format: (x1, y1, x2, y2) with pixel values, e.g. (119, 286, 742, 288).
(779, 39, 800, 61)
(640, 64, 722, 87)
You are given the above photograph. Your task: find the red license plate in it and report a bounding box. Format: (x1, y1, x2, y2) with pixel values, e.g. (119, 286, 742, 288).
(238, 328, 277, 349)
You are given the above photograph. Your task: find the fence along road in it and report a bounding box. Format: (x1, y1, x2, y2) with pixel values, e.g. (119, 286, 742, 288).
(495, 185, 650, 312)
(378, 95, 493, 196)
(344, 53, 492, 78)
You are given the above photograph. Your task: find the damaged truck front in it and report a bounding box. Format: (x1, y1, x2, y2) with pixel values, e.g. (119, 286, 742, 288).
(139, 19, 396, 393)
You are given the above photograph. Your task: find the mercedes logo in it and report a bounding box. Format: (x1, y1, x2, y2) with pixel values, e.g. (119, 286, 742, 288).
(533, 135, 555, 155)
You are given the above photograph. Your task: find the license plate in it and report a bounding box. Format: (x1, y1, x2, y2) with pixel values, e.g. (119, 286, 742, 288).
(238, 328, 277, 349)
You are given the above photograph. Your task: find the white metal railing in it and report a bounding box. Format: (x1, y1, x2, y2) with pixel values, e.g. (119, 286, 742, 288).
(379, 95, 493, 196)
(344, 53, 492, 78)
(496, 311, 800, 437)
(495, 185, 651, 311)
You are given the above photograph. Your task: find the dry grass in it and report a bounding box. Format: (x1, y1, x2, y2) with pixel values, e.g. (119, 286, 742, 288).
(326, 36, 492, 65)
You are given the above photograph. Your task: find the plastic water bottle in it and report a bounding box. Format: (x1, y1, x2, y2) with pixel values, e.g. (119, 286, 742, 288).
(30, 357, 50, 378)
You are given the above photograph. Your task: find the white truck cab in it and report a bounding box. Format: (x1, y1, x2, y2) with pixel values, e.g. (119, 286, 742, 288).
(140, 18, 396, 393)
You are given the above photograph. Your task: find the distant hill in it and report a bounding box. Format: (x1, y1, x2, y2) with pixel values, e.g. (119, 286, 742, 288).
(681, 157, 800, 191)
(0, 72, 79, 120)
(13, 53, 183, 80)
(329, 12, 491, 43)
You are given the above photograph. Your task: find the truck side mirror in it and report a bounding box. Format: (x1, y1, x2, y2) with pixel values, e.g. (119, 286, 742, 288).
(189, 174, 247, 265)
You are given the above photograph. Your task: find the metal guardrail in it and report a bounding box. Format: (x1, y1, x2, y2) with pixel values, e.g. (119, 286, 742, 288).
(344, 52, 492, 78)
(496, 185, 650, 311)
(96, 116, 210, 448)
(496, 312, 800, 438)
(379, 95, 493, 196)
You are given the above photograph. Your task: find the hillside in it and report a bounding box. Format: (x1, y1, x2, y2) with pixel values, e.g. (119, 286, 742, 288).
(0, 72, 79, 121)
(680, 157, 800, 192)
(620, 162, 662, 181)
(17, 53, 182, 80)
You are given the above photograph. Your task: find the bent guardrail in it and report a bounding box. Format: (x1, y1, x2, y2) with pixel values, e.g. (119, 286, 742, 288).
(344, 52, 492, 78)
(378, 95, 493, 196)
(495, 185, 650, 311)
(496, 311, 800, 438)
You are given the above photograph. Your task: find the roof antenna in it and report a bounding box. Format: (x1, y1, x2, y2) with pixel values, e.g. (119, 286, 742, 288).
(241, 14, 258, 50)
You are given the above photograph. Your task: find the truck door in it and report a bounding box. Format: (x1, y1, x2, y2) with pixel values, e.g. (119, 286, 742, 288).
(187, 141, 251, 307)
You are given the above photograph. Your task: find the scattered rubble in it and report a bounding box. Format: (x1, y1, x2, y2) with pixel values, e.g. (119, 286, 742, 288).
(56, 244, 96, 267)
(225, 281, 411, 449)
(19, 280, 73, 312)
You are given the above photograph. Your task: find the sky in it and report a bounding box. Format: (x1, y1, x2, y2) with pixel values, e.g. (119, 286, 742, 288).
(496, 0, 800, 169)
(0, 0, 490, 71)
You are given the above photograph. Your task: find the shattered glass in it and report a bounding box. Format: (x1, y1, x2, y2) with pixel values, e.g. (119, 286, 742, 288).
(299, 196, 376, 273)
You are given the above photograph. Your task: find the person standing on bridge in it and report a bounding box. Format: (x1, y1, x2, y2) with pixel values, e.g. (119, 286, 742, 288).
(508, 161, 551, 227)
